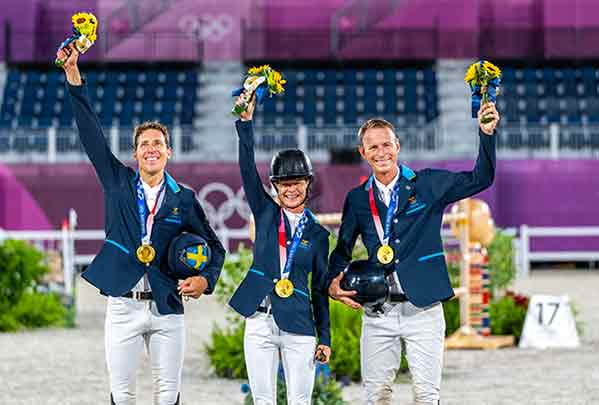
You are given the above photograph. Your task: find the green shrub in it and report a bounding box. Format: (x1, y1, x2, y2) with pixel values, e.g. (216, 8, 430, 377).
(443, 298, 461, 336)
(11, 291, 66, 328)
(328, 300, 361, 381)
(487, 230, 516, 297)
(0, 239, 49, 311)
(0, 313, 20, 332)
(489, 293, 528, 341)
(244, 375, 345, 405)
(0, 240, 68, 332)
(205, 321, 247, 379)
(446, 260, 461, 288)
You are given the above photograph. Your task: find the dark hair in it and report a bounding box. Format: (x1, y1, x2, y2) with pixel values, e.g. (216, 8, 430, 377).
(133, 121, 170, 150)
(358, 118, 400, 145)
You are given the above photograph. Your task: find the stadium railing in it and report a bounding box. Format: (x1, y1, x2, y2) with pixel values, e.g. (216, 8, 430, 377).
(2, 122, 599, 162)
(518, 225, 599, 278)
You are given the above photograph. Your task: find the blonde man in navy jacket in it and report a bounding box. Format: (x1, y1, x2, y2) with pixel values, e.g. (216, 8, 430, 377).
(229, 95, 331, 405)
(57, 45, 225, 405)
(328, 103, 499, 404)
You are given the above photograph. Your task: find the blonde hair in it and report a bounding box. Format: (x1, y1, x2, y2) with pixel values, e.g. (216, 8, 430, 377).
(357, 118, 399, 145)
(133, 121, 170, 149)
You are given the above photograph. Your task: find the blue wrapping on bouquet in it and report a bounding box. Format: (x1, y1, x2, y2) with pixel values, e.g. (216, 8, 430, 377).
(470, 76, 501, 118)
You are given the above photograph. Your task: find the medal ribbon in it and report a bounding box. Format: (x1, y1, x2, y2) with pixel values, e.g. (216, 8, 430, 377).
(278, 209, 309, 279)
(136, 178, 166, 245)
(367, 175, 401, 246)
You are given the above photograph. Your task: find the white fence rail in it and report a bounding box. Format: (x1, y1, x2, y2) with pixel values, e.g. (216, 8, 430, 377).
(3, 218, 598, 287)
(518, 225, 599, 278)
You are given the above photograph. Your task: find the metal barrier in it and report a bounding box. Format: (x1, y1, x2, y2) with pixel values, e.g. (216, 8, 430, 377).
(518, 225, 599, 278)
(3, 209, 597, 288)
(0, 210, 78, 299)
(3, 123, 599, 162)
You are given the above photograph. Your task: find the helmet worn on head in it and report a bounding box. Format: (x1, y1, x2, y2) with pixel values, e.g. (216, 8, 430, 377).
(269, 149, 313, 182)
(339, 260, 389, 306)
(167, 233, 212, 280)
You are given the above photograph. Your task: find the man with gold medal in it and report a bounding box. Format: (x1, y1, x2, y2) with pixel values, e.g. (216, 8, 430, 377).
(327, 101, 499, 404)
(228, 71, 331, 404)
(57, 40, 225, 404)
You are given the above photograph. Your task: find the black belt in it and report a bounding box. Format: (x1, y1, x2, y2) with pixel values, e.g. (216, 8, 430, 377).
(389, 293, 408, 303)
(122, 291, 153, 300)
(256, 306, 272, 314)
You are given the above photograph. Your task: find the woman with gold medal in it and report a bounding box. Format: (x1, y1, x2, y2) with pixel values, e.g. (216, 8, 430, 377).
(228, 92, 332, 405)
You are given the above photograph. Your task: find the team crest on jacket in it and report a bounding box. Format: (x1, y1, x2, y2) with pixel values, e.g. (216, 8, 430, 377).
(299, 239, 311, 249)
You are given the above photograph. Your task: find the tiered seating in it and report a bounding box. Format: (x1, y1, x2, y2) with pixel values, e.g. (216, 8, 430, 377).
(498, 65, 599, 149)
(0, 65, 200, 152)
(252, 65, 438, 149)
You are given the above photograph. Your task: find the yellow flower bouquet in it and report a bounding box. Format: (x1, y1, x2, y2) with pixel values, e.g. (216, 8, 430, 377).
(464, 60, 502, 124)
(232, 65, 286, 117)
(55, 12, 98, 67)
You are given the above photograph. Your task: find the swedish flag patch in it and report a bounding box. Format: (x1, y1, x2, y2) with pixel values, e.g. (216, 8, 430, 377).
(185, 244, 209, 271)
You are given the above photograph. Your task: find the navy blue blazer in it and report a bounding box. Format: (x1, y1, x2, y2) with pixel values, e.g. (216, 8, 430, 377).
(228, 120, 331, 346)
(68, 82, 225, 315)
(328, 130, 496, 308)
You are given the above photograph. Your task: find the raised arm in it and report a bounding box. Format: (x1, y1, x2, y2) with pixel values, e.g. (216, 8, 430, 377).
(235, 95, 273, 214)
(435, 102, 499, 206)
(58, 44, 124, 189)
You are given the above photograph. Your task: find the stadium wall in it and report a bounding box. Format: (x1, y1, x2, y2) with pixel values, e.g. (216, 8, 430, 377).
(3, 0, 599, 62)
(0, 163, 51, 230)
(6, 160, 599, 252)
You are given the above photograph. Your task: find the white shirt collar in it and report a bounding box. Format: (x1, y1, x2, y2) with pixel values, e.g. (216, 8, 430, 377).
(373, 168, 400, 194)
(283, 208, 304, 220)
(141, 178, 165, 195)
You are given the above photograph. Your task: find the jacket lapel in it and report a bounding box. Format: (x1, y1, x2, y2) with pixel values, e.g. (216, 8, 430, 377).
(395, 165, 417, 216)
(370, 181, 389, 221)
(154, 186, 182, 221)
(128, 173, 142, 230)
(394, 176, 413, 216)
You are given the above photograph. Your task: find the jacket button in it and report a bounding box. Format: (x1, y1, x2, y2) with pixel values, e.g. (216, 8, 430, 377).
(273, 278, 278, 282)
(395, 239, 400, 244)
(393, 218, 398, 224)
(286, 241, 291, 245)
(395, 259, 399, 264)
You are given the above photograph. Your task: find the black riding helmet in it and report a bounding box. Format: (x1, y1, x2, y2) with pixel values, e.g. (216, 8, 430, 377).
(340, 260, 389, 307)
(269, 149, 313, 182)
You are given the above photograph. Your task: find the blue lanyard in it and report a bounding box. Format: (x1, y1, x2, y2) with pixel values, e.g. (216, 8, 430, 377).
(367, 175, 401, 245)
(280, 209, 309, 278)
(383, 180, 401, 242)
(136, 178, 166, 244)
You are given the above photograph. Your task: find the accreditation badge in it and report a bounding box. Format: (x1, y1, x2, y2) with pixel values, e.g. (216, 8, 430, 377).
(377, 244, 394, 265)
(136, 243, 156, 265)
(275, 279, 294, 298)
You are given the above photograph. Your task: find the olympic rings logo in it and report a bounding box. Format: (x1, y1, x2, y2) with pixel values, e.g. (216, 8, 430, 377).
(194, 182, 251, 229)
(178, 14, 234, 43)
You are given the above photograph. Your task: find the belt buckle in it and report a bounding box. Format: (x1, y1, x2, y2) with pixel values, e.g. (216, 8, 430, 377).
(133, 291, 142, 300)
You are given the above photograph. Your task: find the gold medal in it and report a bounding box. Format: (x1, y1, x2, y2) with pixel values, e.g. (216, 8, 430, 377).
(136, 243, 156, 264)
(275, 279, 294, 298)
(377, 245, 394, 264)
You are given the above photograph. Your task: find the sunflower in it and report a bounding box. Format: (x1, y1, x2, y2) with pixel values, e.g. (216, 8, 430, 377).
(464, 63, 478, 83)
(71, 12, 98, 42)
(248, 65, 270, 76)
(464, 60, 502, 85)
(267, 70, 286, 95)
